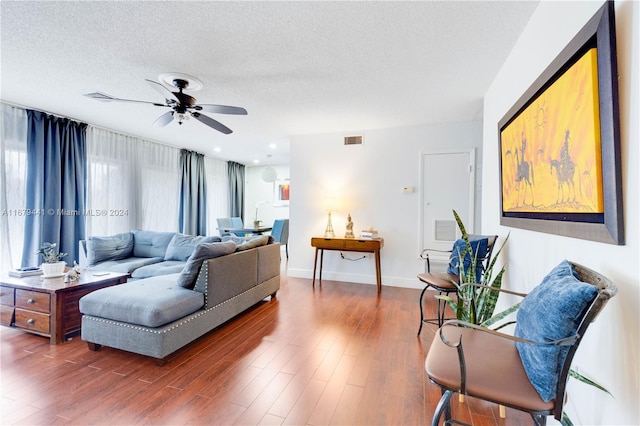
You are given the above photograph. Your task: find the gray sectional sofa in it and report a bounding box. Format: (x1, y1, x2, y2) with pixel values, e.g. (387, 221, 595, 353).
(79, 230, 222, 279)
(79, 239, 280, 364)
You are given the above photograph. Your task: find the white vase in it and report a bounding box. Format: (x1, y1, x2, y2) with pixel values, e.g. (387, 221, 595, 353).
(41, 261, 66, 278)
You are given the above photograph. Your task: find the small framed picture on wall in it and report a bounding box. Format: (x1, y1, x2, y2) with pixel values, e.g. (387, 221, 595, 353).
(274, 179, 290, 206)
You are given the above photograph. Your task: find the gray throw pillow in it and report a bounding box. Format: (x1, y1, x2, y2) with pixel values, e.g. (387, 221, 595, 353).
(235, 235, 270, 251)
(164, 234, 221, 261)
(221, 234, 248, 245)
(177, 241, 237, 289)
(86, 232, 134, 266)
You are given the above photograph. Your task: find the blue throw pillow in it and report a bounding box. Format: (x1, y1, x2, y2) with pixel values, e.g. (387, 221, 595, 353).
(86, 232, 134, 266)
(446, 238, 488, 282)
(514, 260, 597, 402)
(164, 234, 221, 261)
(132, 230, 175, 258)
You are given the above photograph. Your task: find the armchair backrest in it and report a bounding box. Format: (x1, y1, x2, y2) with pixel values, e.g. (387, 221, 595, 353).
(466, 234, 498, 275)
(552, 261, 617, 419)
(422, 234, 498, 279)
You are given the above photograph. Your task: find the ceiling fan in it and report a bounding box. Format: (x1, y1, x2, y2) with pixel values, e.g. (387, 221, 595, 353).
(84, 73, 247, 134)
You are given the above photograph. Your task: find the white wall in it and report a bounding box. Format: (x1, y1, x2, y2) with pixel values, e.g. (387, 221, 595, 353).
(244, 165, 290, 228)
(482, 1, 639, 424)
(288, 122, 482, 288)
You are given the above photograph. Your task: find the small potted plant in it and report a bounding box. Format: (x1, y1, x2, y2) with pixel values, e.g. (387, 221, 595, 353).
(36, 242, 67, 278)
(254, 201, 268, 228)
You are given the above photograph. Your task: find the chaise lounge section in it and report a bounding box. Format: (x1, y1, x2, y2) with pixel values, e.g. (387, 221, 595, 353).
(79, 240, 280, 364)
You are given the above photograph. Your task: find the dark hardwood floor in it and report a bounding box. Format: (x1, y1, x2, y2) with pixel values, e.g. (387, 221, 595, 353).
(1, 265, 532, 425)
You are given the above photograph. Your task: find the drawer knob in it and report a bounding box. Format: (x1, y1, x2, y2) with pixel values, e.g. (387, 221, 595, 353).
(27, 318, 35, 324)
(28, 298, 35, 304)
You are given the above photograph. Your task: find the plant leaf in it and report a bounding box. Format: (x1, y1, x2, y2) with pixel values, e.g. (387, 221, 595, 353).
(561, 411, 574, 426)
(569, 370, 613, 396)
(434, 295, 458, 313)
(481, 302, 521, 328)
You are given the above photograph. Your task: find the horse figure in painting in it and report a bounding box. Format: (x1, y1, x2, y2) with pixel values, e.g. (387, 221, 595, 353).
(550, 130, 580, 204)
(515, 133, 534, 207)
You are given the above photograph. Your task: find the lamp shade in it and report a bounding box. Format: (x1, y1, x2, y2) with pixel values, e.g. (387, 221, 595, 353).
(261, 166, 277, 182)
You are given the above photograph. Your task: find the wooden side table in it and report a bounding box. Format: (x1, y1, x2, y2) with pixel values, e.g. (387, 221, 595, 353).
(1, 271, 128, 344)
(311, 237, 384, 293)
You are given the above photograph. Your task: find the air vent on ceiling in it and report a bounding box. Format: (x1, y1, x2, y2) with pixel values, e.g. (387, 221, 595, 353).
(344, 135, 363, 145)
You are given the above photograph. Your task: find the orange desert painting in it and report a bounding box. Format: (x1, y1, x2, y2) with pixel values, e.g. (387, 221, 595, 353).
(500, 48, 604, 214)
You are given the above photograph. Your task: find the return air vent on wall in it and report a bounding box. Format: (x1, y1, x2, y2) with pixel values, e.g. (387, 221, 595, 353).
(435, 220, 457, 241)
(344, 135, 363, 145)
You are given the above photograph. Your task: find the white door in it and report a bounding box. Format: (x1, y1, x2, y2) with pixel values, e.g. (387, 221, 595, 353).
(421, 150, 475, 266)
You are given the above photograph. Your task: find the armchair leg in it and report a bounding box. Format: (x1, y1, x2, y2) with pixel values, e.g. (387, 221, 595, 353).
(418, 285, 430, 336)
(531, 414, 547, 426)
(432, 389, 454, 426)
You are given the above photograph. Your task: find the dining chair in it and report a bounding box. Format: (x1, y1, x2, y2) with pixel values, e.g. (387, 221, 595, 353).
(216, 218, 233, 236)
(271, 219, 289, 259)
(231, 217, 244, 228)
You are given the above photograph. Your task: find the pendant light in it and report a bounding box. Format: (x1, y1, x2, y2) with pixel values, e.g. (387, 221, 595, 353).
(261, 154, 277, 183)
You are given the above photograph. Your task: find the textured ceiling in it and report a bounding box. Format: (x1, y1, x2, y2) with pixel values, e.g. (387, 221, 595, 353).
(1, 1, 538, 166)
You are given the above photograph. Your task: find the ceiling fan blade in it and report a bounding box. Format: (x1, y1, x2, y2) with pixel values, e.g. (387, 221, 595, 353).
(84, 91, 165, 106)
(153, 111, 174, 128)
(191, 112, 232, 134)
(196, 104, 248, 115)
(145, 79, 180, 104)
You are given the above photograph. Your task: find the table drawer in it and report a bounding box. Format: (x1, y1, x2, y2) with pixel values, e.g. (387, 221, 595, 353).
(16, 290, 51, 314)
(344, 239, 380, 251)
(1, 286, 14, 306)
(15, 308, 50, 334)
(1, 305, 14, 326)
(311, 238, 345, 249)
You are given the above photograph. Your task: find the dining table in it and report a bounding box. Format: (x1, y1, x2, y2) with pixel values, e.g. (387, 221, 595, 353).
(220, 226, 272, 235)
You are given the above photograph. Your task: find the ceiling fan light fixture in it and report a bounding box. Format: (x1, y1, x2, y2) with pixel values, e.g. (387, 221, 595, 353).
(175, 112, 189, 125)
(87, 74, 244, 134)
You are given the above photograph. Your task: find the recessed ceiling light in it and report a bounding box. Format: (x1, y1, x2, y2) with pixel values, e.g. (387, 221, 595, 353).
(269, 144, 277, 149)
(213, 147, 221, 152)
(253, 159, 260, 164)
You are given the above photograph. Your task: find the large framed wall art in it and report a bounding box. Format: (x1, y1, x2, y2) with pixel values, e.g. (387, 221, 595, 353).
(498, 1, 623, 245)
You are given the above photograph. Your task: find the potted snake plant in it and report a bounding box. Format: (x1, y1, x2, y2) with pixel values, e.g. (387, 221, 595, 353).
(435, 210, 517, 328)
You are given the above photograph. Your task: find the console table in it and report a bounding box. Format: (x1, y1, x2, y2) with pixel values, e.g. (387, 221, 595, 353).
(0, 271, 128, 344)
(311, 237, 384, 293)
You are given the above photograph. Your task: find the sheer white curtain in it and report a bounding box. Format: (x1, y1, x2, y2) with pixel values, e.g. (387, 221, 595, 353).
(204, 156, 229, 236)
(86, 127, 180, 236)
(86, 127, 138, 236)
(0, 104, 28, 272)
(136, 139, 180, 231)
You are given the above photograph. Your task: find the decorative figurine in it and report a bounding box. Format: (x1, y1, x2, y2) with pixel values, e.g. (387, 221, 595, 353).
(64, 261, 82, 283)
(345, 213, 355, 238)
